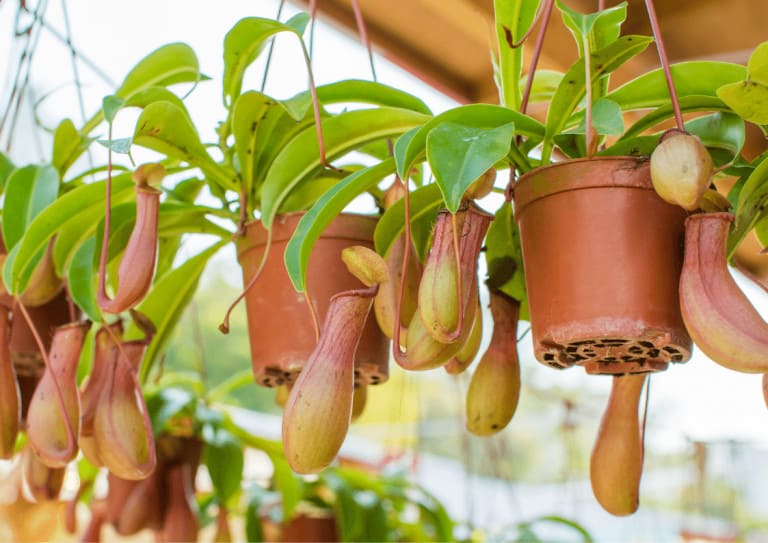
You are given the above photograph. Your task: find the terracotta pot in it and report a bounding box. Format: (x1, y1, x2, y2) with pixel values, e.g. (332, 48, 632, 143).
(514, 157, 692, 374)
(262, 512, 339, 543)
(236, 213, 389, 387)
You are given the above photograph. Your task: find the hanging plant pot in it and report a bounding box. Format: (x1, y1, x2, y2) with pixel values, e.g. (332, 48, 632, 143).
(514, 157, 692, 375)
(236, 213, 389, 387)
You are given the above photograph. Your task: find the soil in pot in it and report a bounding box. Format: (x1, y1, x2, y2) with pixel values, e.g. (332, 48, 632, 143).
(236, 213, 389, 387)
(513, 157, 692, 375)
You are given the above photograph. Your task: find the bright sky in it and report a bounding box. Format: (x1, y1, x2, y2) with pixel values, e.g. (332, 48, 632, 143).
(1, 0, 768, 452)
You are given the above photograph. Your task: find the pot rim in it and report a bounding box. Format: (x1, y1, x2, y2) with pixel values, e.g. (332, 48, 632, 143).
(513, 156, 652, 218)
(236, 212, 378, 259)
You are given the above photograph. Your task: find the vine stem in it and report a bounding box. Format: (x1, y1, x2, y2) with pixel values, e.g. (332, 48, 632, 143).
(218, 227, 273, 334)
(509, 0, 555, 49)
(644, 0, 684, 131)
(350, 0, 377, 81)
(260, 0, 286, 93)
(519, 0, 555, 114)
(392, 175, 414, 365)
(14, 300, 76, 454)
(97, 123, 114, 306)
(583, 33, 595, 159)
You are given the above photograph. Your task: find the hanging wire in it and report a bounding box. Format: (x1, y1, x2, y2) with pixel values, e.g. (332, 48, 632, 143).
(0, 0, 49, 150)
(260, 0, 286, 92)
(519, 0, 555, 115)
(350, 0, 377, 82)
(308, 0, 317, 65)
(644, 0, 684, 130)
(59, 0, 86, 125)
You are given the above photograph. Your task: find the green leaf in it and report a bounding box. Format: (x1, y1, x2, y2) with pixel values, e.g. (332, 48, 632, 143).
(730, 156, 768, 255)
(557, 1, 627, 54)
(129, 242, 224, 383)
(685, 112, 745, 166)
(205, 437, 244, 505)
(394, 104, 544, 179)
(485, 201, 528, 319)
(374, 183, 443, 262)
(282, 79, 432, 120)
(45, 175, 135, 277)
(717, 80, 768, 124)
(520, 70, 563, 103)
(526, 516, 594, 543)
(619, 96, 732, 140)
(280, 167, 359, 214)
(222, 14, 310, 105)
(2, 165, 60, 251)
(748, 41, 768, 86)
(97, 137, 133, 154)
(146, 387, 197, 434)
(426, 122, 515, 212)
(102, 95, 125, 124)
(543, 35, 652, 160)
(572, 98, 623, 135)
(133, 101, 237, 192)
(52, 118, 91, 176)
(245, 485, 267, 542)
(116, 43, 202, 100)
(0, 152, 14, 193)
(284, 159, 395, 292)
(600, 135, 658, 157)
(494, 0, 540, 108)
(232, 91, 276, 199)
(67, 236, 101, 321)
(606, 61, 747, 110)
(754, 215, 768, 247)
(271, 456, 304, 522)
(260, 107, 430, 227)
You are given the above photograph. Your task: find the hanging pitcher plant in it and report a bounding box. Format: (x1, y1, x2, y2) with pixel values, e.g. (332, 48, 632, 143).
(2, 0, 768, 536)
(284, 0, 768, 516)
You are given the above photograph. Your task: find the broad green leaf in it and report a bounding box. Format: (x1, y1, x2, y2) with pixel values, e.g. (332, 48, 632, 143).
(494, 0, 540, 108)
(116, 43, 202, 100)
(619, 96, 731, 140)
(2, 165, 60, 251)
(244, 485, 267, 542)
(717, 81, 768, 124)
(374, 183, 443, 262)
(685, 112, 745, 166)
(754, 214, 768, 247)
(133, 101, 237, 192)
(271, 456, 304, 522)
(543, 35, 652, 160)
(600, 135, 658, 157)
(279, 166, 360, 214)
(520, 70, 563, 103)
(284, 159, 395, 292)
(67, 236, 101, 321)
(222, 14, 310, 105)
(526, 516, 595, 543)
(232, 91, 276, 199)
(0, 152, 14, 193)
(47, 175, 135, 276)
(205, 437, 244, 505)
(260, 107, 430, 227)
(130, 242, 224, 383)
(52, 119, 90, 176)
(748, 41, 768, 86)
(729, 156, 768, 255)
(394, 104, 544, 179)
(282, 79, 432, 120)
(485, 201, 528, 319)
(426, 122, 515, 212)
(606, 61, 746, 110)
(572, 98, 624, 135)
(557, 1, 627, 54)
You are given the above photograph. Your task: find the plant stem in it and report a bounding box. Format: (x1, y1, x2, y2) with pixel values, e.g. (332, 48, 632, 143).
(583, 33, 595, 159)
(644, 0, 684, 131)
(519, 0, 555, 115)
